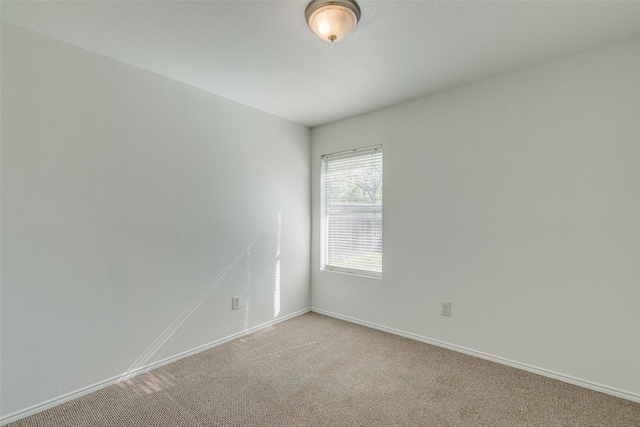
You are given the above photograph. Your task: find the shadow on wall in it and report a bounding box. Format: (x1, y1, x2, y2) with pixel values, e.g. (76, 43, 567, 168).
(119, 213, 283, 383)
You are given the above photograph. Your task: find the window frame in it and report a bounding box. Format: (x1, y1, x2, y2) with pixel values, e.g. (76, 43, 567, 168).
(320, 145, 383, 279)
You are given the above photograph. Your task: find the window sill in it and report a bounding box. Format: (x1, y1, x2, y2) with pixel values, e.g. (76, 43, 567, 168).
(321, 267, 382, 280)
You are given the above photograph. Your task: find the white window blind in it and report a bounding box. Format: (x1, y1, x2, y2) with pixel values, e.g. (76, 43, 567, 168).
(321, 145, 382, 278)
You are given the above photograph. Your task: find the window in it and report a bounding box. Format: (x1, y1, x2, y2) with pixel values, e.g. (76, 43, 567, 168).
(321, 145, 382, 278)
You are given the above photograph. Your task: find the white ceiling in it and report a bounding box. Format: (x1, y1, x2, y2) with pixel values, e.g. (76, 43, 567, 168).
(2, 1, 640, 127)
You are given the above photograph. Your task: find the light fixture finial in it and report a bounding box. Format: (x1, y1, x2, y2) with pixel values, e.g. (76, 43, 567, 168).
(305, 0, 361, 43)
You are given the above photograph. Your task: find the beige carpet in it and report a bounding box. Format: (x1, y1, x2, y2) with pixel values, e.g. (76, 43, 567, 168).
(8, 312, 640, 426)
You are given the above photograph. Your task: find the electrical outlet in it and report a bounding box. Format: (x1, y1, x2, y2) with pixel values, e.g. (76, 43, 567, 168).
(441, 302, 451, 317)
(232, 296, 240, 310)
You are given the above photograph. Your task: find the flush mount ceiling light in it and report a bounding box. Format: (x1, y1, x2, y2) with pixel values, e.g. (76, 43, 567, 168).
(305, 0, 361, 43)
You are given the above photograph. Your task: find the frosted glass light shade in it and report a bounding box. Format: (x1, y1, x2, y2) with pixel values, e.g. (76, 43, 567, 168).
(305, 0, 361, 43)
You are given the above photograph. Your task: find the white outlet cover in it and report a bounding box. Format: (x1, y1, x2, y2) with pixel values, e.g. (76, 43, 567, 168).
(441, 302, 451, 317)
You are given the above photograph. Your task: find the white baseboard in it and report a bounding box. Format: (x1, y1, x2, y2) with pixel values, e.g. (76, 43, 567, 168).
(311, 307, 640, 404)
(0, 308, 310, 426)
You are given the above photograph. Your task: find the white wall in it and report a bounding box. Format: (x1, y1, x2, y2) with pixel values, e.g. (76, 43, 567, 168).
(1, 23, 310, 419)
(311, 38, 640, 400)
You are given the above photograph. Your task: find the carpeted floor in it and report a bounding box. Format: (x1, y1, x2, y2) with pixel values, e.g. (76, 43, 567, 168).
(8, 312, 640, 426)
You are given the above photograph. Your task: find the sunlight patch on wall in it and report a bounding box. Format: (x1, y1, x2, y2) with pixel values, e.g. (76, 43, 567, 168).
(244, 243, 252, 330)
(273, 213, 282, 317)
(273, 260, 281, 317)
(120, 240, 258, 382)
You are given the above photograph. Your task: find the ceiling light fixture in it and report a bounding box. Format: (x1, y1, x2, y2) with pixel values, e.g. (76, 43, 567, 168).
(305, 0, 361, 43)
